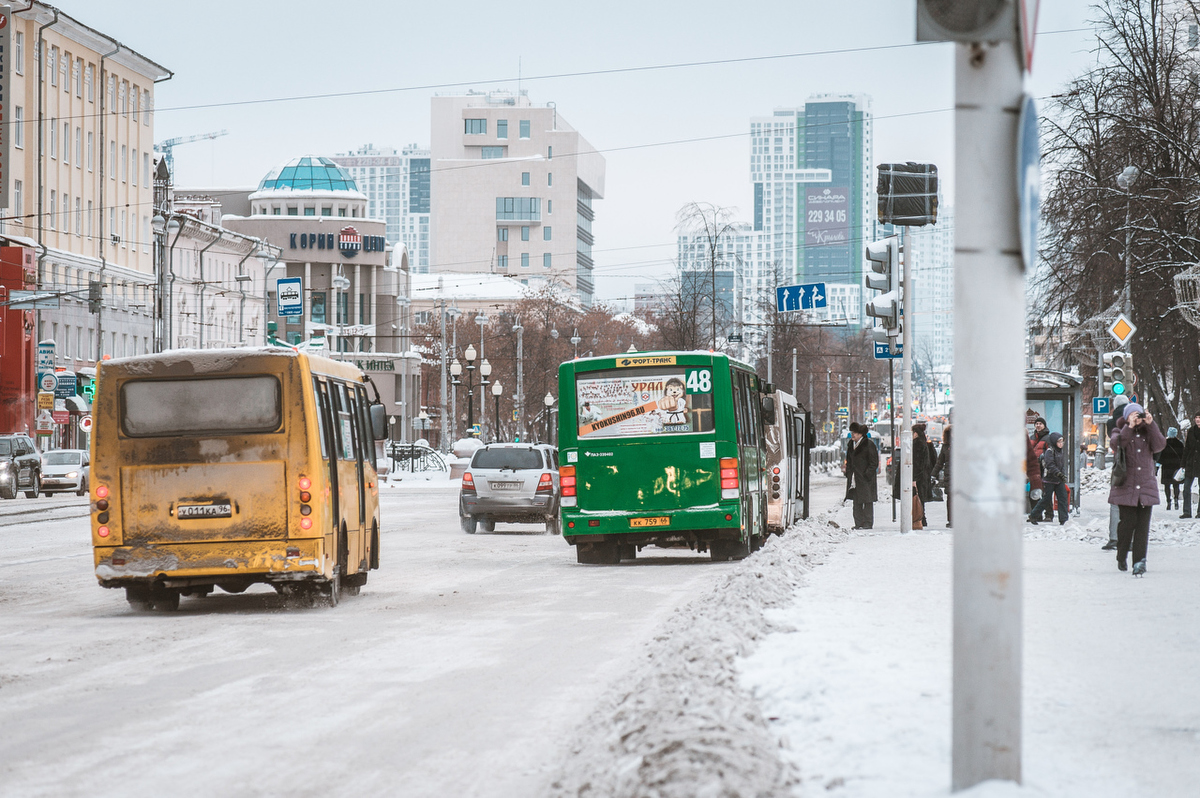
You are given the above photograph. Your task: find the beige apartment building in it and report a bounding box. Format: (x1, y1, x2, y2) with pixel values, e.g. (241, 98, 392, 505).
(2, 2, 170, 366)
(429, 91, 605, 306)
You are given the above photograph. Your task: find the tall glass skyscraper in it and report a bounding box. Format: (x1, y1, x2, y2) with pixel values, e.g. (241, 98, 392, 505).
(750, 94, 873, 326)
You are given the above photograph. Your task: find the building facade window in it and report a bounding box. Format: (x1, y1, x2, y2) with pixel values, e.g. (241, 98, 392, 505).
(498, 255, 508, 268)
(497, 227, 508, 242)
(481, 147, 504, 159)
(87, 132, 94, 170)
(109, 141, 116, 179)
(495, 197, 541, 221)
(75, 127, 81, 167)
(49, 46, 57, 86)
(85, 64, 93, 102)
(143, 90, 151, 125)
(121, 144, 127, 181)
(49, 190, 56, 229)
(14, 32, 22, 75)
(521, 253, 529, 268)
(13, 181, 22, 220)
(521, 172, 530, 186)
(519, 120, 531, 138)
(13, 107, 23, 148)
(74, 58, 81, 96)
(464, 118, 487, 135)
(87, 201, 93, 237)
(497, 119, 508, 139)
(521, 226, 529, 241)
(75, 198, 81, 235)
(547, 172, 553, 186)
(544, 253, 552, 268)
(304, 207, 315, 216)
(49, 117, 56, 158)
(544, 226, 552, 241)
(144, 152, 150, 185)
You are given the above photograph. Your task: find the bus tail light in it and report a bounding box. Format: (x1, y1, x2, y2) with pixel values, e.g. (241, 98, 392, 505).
(559, 465, 577, 506)
(462, 472, 475, 492)
(286, 546, 301, 558)
(300, 517, 313, 530)
(720, 458, 739, 498)
(95, 485, 109, 499)
(98, 526, 110, 538)
(298, 477, 311, 491)
(537, 473, 554, 492)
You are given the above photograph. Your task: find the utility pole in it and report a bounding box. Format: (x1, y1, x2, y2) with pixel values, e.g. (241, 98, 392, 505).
(900, 228, 914, 534)
(515, 320, 524, 441)
(766, 324, 773, 384)
(950, 37, 1025, 789)
(792, 348, 797, 398)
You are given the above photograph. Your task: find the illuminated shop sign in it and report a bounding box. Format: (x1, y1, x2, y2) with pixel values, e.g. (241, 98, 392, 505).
(289, 226, 387, 256)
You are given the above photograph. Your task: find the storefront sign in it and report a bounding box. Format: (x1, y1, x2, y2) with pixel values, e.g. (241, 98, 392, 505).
(37, 392, 54, 410)
(355, 359, 395, 372)
(287, 229, 387, 256)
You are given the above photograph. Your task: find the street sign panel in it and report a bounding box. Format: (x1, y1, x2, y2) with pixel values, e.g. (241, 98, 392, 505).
(874, 341, 903, 359)
(36, 410, 54, 434)
(7, 290, 60, 309)
(37, 340, 55, 373)
(37, 392, 54, 410)
(38, 372, 57, 392)
(52, 409, 69, 424)
(54, 373, 75, 398)
(775, 282, 827, 312)
(1107, 313, 1137, 346)
(727, 333, 743, 343)
(277, 277, 303, 317)
(1093, 397, 1110, 416)
(836, 406, 849, 417)
(78, 415, 93, 433)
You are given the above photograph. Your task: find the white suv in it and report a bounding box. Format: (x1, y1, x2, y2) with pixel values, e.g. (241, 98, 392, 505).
(459, 443, 560, 534)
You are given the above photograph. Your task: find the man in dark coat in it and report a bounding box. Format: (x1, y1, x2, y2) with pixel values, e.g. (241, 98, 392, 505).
(935, 425, 952, 527)
(1158, 427, 1185, 510)
(1182, 412, 1200, 518)
(845, 422, 879, 529)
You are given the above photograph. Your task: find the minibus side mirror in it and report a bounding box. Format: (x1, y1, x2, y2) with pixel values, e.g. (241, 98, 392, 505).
(369, 403, 387, 441)
(761, 395, 776, 426)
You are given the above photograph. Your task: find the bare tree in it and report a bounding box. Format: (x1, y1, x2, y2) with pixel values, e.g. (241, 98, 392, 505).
(1038, 0, 1200, 424)
(676, 202, 740, 350)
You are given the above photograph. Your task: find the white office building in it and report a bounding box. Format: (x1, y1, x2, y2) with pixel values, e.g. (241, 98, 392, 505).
(907, 205, 955, 371)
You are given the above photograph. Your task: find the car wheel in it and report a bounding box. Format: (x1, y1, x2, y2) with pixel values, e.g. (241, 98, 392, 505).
(77, 478, 88, 498)
(24, 474, 40, 500)
(479, 519, 496, 533)
(461, 515, 478, 534)
(0, 479, 15, 500)
(545, 514, 560, 535)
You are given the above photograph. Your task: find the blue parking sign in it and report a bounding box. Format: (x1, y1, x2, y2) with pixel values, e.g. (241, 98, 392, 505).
(1093, 397, 1110, 415)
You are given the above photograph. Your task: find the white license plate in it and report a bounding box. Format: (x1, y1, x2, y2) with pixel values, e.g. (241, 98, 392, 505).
(177, 503, 233, 519)
(489, 481, 522, 491)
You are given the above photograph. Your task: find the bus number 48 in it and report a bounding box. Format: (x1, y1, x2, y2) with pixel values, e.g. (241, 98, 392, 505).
(685, 369, 712, 394)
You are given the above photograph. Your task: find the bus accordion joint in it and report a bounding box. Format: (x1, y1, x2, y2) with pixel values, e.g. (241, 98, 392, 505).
(559, 465, 577, 507)
(719, 457, 739, 498)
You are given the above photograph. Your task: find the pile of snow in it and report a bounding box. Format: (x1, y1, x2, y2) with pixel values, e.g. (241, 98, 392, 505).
(550, 513, 851, 798)
(1079, 466, 1112, 495)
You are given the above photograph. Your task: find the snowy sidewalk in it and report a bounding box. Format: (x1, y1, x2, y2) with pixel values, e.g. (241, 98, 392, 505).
(741, 487, 1200, 797)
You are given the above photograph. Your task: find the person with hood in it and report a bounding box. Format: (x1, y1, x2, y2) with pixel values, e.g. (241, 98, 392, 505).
(934, 425, 952, 527)
(1108, 403, 1167, 576)
(844, 422, 879, 529)
(1182, 413, 1200, 518)
(1158, 427, 1185, 510)
(1028, 432, 1069, 525)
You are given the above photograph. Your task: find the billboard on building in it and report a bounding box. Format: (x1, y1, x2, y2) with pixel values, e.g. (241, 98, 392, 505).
(805, 186, 849, 247)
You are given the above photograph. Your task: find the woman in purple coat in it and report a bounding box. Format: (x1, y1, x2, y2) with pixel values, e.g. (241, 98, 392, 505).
(1108, 403, 1167, 576)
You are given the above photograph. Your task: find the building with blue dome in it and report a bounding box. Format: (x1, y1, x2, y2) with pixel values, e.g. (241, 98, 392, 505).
(247, 156, 369, 219)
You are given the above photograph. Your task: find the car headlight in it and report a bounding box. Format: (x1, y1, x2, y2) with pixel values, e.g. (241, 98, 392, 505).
(65, 471, 78, 478)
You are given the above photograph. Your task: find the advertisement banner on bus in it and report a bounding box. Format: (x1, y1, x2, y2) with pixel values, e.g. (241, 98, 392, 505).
(576, 368, 714, 439)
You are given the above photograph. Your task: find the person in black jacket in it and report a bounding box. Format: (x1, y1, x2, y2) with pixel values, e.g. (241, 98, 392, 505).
(1028, 432, 1069, 525)
(1182, 413, 1200, 518)
(935, 425, 952, 527)
(844, 422, 879, 529)
(1158, 427, 1185, 510)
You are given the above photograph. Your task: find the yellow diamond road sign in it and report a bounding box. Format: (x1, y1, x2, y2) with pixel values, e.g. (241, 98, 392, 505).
(1107, 313, 1137, 346)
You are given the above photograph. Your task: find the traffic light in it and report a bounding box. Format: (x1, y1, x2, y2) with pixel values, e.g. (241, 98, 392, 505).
(88, 280, 102, 314)
(1102, 351, 1129, 396)
(917, 0, 1015, 44)
(865, 236, 901, 333)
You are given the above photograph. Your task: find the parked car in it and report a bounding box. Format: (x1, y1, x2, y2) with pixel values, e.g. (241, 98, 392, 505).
(40, 449, 90, 496)
(0, 433, 42, 499)
(459, 443, 560, 534)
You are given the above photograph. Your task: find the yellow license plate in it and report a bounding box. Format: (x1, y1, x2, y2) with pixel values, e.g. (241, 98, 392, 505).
(630, 516, 670, 528)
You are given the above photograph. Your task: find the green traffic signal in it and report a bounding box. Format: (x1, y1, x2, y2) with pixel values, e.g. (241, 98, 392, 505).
(1113, 382, 1125, 395)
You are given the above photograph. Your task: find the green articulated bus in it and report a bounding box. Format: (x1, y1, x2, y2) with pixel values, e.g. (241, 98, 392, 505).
(557, 351, 770, 564)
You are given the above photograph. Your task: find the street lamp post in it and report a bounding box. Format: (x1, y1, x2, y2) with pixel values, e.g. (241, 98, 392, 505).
(460, 344, 478, 434)
(492, 381, 503, 443)
(479, 358, 492, 437)
(544, 391, 556, 445)
(1117, 165, 1139, 319)
(570, 327, 582, 360)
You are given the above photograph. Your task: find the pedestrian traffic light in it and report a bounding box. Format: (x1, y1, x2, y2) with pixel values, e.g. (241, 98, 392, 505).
(1102, 351, 1128, 396)
(865, 236, 901, 333)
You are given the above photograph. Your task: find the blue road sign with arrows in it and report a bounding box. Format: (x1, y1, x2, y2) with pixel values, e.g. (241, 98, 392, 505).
(776, 282, 827, 312)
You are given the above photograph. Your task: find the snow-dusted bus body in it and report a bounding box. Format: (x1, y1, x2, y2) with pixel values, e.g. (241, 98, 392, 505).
(89, 348, 387, 610)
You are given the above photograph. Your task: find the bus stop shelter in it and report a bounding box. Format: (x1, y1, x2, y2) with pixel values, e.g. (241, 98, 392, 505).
(1025, 369, 1084, 510)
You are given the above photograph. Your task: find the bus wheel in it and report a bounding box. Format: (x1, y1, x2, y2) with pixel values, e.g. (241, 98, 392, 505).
(461, 515, 478, 534)
(369, 522, 380, 570)
(576, 542, 620, 565)
(150, 589, 180, 611)
(323, 571, 341, 608)
(711, 538, 750, 562)
(281, 584, 317, 609)
(618, 543, 637, 561)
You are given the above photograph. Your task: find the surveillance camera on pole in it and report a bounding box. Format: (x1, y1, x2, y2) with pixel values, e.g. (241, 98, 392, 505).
(865, 236, 901, 335)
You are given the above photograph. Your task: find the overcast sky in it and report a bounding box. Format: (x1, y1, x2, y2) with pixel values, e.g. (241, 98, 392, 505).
(98, 0, 1098, 303)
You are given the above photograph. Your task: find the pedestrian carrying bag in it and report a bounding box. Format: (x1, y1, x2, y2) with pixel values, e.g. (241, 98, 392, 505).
(1111, 445, 1127, 487)
(929, 483, 945, 502)
(1174, 467, 1186, 483)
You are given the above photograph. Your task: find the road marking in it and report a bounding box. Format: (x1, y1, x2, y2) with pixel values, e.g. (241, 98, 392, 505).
(2, 552, 91, 568)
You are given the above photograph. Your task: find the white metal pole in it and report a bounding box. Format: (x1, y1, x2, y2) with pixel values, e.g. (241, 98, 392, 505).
(900, 227, 914, 534)
(951, 39, 1024, 790)
(792, 347, 797, 397)
(439, 300, 448, 451)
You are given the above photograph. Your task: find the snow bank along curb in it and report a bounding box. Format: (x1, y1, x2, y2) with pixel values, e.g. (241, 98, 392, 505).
(549, 512, 850, 798)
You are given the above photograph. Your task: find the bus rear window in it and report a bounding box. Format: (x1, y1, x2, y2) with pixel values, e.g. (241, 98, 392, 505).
(575, 367, 714, 439)
(121, 376, 282, 437)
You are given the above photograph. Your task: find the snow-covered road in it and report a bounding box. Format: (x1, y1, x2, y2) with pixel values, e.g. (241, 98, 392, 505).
(0, 483, 766, 797)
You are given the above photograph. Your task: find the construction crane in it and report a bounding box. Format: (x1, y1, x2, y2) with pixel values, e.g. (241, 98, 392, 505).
(154, 130, 229, 179)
